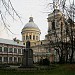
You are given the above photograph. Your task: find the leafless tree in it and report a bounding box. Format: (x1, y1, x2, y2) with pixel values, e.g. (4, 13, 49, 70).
(0, 0, 22, 34)
(47, 0, 75, 63)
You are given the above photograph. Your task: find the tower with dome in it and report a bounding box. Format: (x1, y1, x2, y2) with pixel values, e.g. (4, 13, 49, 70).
(21, 17, 47, 63)
(21, 17, 41, 46)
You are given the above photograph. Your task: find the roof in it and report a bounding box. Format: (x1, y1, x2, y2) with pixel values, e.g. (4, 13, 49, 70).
(24, 22, 40, 29)
(48, 9, 62, 18)
(23, 17, 40, 30)
(0, 38, 24, 47)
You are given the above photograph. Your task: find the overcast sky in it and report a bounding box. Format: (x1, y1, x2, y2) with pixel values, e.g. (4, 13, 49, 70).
(0, 0, 51, 40)
(0, 0, 74, 40)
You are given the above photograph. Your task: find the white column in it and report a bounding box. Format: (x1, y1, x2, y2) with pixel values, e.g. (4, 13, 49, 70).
(28, 33, 29, 36)
(25, 34, 26, 40)
(2, 44, 5, 53)
(21, 49, 22, 54)
(8, 47, 9, 53)
(32, 33, 33, 40)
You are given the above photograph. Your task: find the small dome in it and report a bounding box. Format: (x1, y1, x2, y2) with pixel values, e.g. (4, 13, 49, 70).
(53, 9, 60, 13)
(23, 17, 40, 30)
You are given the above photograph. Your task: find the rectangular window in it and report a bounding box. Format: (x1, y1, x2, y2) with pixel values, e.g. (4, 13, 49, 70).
(0, 47, 2, 52)
(9, 57, 12, 62)
(18, 49, 21, 54)
(4, 47, 8, 53)
(14, 57, 17, 62)
(4, 57, 8, 62)
(14, 48, 17, 53)
(18, 57, 21, 63)
(9, 48, 13, 53)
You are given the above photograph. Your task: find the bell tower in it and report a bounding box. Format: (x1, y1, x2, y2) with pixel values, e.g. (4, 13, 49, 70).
(45, 9, 63, 41)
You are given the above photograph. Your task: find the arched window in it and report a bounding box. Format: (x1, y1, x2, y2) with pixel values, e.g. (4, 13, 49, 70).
(26, 35, 28, 40)
(33, 35, 35, 40)
(41, 41, 42, 45)
(4, 57, 8, 62)
(14, 57, 17, 62)
(23, 43, 25, 45)
(18, 57, 21, 63)
(52, 21, 55, 30)
(29, 35, 31, 39)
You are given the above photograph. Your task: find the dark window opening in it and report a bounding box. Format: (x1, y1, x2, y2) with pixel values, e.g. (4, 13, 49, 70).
(33, 35, 35, 40)
(18, 49, 21, 54)
(23, 43, 25, 45)
(4, 47, 8, 53)
(4, 57, 8, 62)
(0, 57, 2, 62)
(14, 48, 17, 53)
(26, 35, 28, 40)
(9, 48, 13, 53)
(30, 35, 31, 39)
(52, 21, 55, 30)
(0, 47, 2, 52)
(9, 57, 12, 62)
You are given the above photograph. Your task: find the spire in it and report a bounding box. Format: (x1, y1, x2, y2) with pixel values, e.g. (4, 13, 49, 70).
(29, 17, 33, 22)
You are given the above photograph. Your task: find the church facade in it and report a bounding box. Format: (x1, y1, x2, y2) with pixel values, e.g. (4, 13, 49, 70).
(0, 9, 75, 64)
(21, 9, 75, 63)
(21, 17, 48, 63)
(21, 13, 60, 63)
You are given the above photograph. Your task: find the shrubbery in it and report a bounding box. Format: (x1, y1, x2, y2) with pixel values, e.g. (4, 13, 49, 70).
(39, 58, 50, 66)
